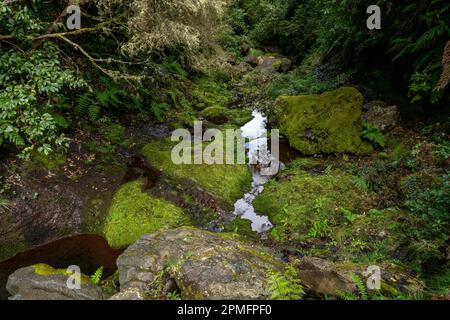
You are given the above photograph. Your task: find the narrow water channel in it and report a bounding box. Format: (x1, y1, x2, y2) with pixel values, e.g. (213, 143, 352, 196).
(232, 110, 279, 234)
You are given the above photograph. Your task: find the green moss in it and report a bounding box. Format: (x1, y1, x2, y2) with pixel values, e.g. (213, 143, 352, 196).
(272, 59, 282, 71)
(201, 106, 229, 124)
(140, 139, 252, 209)
(33, 264, 91, 284)
(224, 218, 258, 240)
(101, 123, 125, 144)
(82, 197, 108, 235)
(249, 48, 264, 57)
(0, 240, 27, 262)
(29, 152, 66, 173)
(253, 164, 372, 244)
(192, 77, 232, 110)
(273, 87, 373, 155)
(104, 180, 192, 248)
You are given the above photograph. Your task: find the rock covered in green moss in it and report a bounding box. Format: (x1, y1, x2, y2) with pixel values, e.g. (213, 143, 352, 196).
(296, 257, 424, 298)
(253, 159, 371, 244)
(273, 87, 373, 155)
(6, 264, 103, 300)
(141, 139, 252, 209)
(104, 180, 192, 248)
(116, 227, 285, 299)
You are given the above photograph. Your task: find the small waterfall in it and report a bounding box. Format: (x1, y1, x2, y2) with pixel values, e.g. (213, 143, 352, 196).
(232, 110, 281, 234)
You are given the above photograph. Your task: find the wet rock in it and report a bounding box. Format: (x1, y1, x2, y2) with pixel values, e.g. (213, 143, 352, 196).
(362, 101, 399, 132)
(109, 288, 144, 300)
(273, 87, 373, 155)
(116, 227, 284, 300)
(6, 264, 103, 300)
(240, 42, 251, 56)
(296, 257, 356, 296)
(244, 53, 292, 73)
(296, 258, 425, 298)
(278, 58, 293, 72)
(244, 55, 259, 67)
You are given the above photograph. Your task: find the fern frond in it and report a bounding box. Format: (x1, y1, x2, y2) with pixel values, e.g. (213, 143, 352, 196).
(412, 25, 446, 54)
(350, 273, 368, 300)
(436, 40, 450, 90)
(88, 104, 101, 121)
(76, 92, 94, 116)
(90, 266, 103, 285)
(0, 197, 12, 212)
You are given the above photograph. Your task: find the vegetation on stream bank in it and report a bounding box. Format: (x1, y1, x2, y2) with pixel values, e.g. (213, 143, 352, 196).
(0, 0, 449, 300)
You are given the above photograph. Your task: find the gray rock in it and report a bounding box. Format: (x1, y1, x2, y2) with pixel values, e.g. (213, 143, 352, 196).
(6, 264, 103, 300)
(362, 102, 399, 132)
(109, 288, 144, 300)
(296, 257, 356, 297)
(244, 55, 259, 67)
(116, 227, 284, 300)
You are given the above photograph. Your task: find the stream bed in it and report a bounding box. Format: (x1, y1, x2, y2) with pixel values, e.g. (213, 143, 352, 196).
(232, 110, 281, 234)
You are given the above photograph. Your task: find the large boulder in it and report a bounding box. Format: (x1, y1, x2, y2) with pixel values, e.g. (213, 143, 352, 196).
(244, 55, 292, 73)
(362, 101, 399, 133)
(253, 159, 374, 244)
(296, 257, 356, 296)
(273, 87, 373, 155)
(104, 180, 192, 249)
(109, 288, 144, 300)
(140, 139, 252, 210)
(6, 264, 103, 300)
(296, 257, 425, 298)
(116, 227, 285, 300)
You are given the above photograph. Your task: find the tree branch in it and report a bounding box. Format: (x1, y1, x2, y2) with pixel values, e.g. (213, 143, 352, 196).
(55, 35, 141, 81)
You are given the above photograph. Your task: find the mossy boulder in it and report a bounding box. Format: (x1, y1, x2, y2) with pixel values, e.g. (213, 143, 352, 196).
(104, 180, 192, 248)
(141, 139, 252, 209)
(6, 264, 103, 300)
(273, 87, 373, 155)
(296, 257, 424, 298)
(116, 227, 285, 299)
(253, 159, 373, 244)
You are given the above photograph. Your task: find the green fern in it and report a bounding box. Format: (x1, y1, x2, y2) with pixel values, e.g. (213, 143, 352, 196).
(267, 264, 304, 300)
(76, 92, 93, 115)
(0, 196, 11, 212)
(351, 273, 369, 300)
(96, 87, 124, 108)
(167, 291, 181, 300)
(340, 291, 359, 300)
(338, 273, 369, 300)
(88, 104, 101, 121)
(151, 102, 171, 121)
(76, 92, 102, 121)
(362, 124, 385, 148)
(90, 266, 104, 285)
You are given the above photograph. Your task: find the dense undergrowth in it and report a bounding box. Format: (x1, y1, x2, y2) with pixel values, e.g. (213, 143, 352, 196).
(0, 0, 449, 300)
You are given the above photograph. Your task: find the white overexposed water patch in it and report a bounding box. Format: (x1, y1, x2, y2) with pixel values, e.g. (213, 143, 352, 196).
(232, 110, 279, 234)
(240, 110, 267, 140)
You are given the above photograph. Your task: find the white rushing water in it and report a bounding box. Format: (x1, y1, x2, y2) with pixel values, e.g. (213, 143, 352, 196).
(233, 110, 278, 234)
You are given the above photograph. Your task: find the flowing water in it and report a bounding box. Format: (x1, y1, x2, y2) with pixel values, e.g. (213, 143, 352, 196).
(232, 110, 281, 234)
